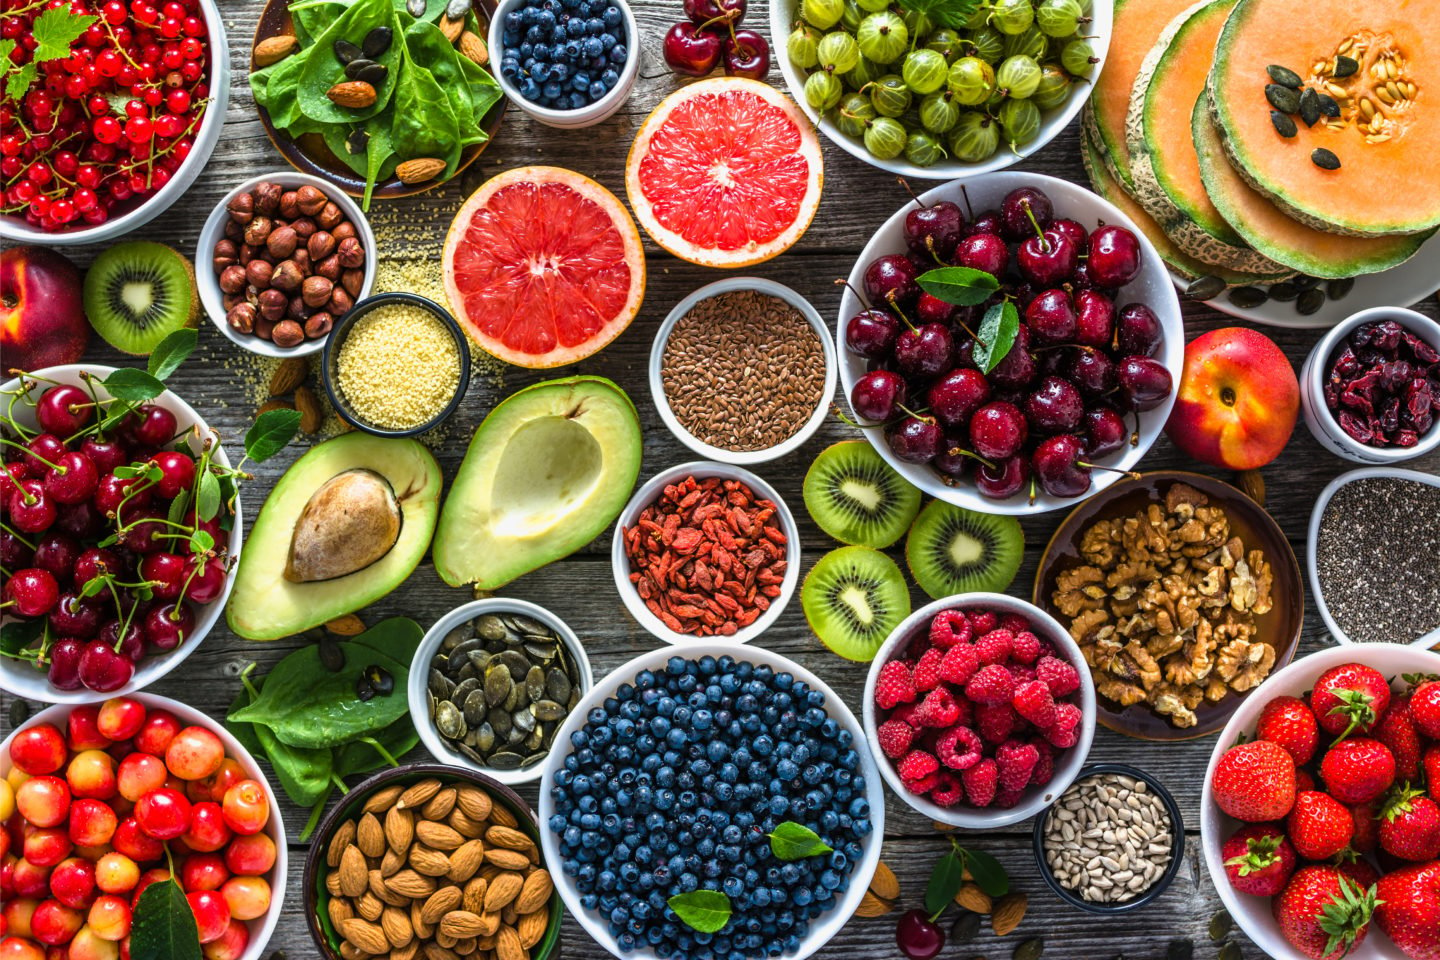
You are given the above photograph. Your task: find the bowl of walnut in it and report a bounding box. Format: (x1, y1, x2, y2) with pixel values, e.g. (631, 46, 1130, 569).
(1032, 472, 1304, 741)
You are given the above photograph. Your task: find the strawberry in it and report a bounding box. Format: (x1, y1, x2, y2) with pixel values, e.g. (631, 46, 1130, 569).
(1273, 866, 1378, 960)
(1379, 785, 1440, 862)
(1288, 791, 1356, 861)
(1296, 769, 1318, 794)
(1212, 740, 1298, 822)
(1425, 744, 1440, 804)
(1412, 678, 1440, 740)
(1222, 823, 1297, 897)
(1375, 693, 1424, 782)
(1320, 738, 1396, 805)
(1349, 801, 1380, 855)
(1375, 861, 1440, 960)
(875, 660, 918, 710)
(1259, 695, 1320, 766)
(1310, 663, 1391, 741)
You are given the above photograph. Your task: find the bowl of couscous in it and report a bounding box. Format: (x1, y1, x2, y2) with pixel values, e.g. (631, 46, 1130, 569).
(320, 292, 472, 437)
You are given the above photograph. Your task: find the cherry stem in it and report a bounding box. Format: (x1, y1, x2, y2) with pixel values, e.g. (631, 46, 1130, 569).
(0, 522, 34, 550)
(1023, 201, 1048, 248)
(895, 402, 933, 424)
(896, 176, 925, 209)
(891, 299, 918, 332)
(1077, 462, 1142, 480)
(0, 436, 65, 473)
(1129, 411, 1140, 447)
(830, 404, 882, 429)
(835, 277, 872, 310)
(955, 448, 997, 470)
(960, 184, 975, 222)
(1028, 475, 1038, 506)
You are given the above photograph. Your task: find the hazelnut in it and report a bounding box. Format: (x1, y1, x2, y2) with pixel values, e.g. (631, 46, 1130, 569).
(336, 236, 365, 269)
(255, 317, 276, 341)
(258, 288, 289, 322)
(292, 217, 317, 240)
(279, 190, 301, 219)
(226, 192, 255, 225)
(222, 292, 242, 311)
(291, 248, 312, 275)
(238, 243, 259, 263)
(245, 259, 274, 289)
(212, 239, 238, 274)
(270, 260, 305, 292)
(223, 217, 244, 241)
(242, 216, 273, 247)
(244, 285, 261, 306)
(316, 254, 341, 282)
(304, 312, 335, 339)
(218, 265, 248, 294)
(341, 268, 365, 297)
(226, 302, 257, 334)
(295, 184, 327, 217)
(272, 319, 306, 348)
(332, 221, 357, 242)
(265, 224, 298, 259)
(317, 201, 344, 230)
(255, 181, 283, 215)
(302, 276, 334, 309)
(328, 287, 354, 317)
(288, 295, 313, 320)
(308, 230, 336, 261)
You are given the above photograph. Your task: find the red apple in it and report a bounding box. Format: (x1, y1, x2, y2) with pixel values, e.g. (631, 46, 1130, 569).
(1165, 327, 1298, 470)
(1, 246, 89, 374)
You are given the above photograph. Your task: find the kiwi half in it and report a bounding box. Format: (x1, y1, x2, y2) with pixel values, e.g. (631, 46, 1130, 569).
(801, 545, 911, 662)
(83, 241, 198, 356)
(905, 500, 1024, 600)
(803, 440, 921, 549)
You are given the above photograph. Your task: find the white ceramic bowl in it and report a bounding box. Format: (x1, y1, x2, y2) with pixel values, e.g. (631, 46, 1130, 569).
(1307, 467, 1440, 648)
(649, 277, 839, 465)
(537, 643, 887, 960)
(0, 365, 243, 703)
(488, 0, 640, 128)
(770, 0, 1112, 180)
(610, 461, 801, 645)
(0, 0, 230, 246)
(838, 171, 1184, 514)
(1200, 644, 1440, 960)
(863, 593, 1097, 829)
(195, 172, 377, 359)
(1298, 306, 1440, 464)
(407, 598, 594, 786)
(0, 693, 288, 960)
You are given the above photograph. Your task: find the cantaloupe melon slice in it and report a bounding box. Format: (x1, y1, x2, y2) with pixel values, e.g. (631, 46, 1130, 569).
(1209, 0, 1440, 236)
(1126, 0, 1286, 276)
(1192, 93, 1433, 277)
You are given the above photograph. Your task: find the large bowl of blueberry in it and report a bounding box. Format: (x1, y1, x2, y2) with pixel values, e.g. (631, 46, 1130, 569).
(538, 645, 885, 960)
(490, 0, 640, 127)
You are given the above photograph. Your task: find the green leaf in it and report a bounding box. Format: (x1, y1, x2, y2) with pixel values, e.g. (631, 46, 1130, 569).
(147, 329, 198, 380)
(226, 670, 337, 807)
(196, 469, 221, 522)
(962, 848, 1010, 898)
(897, 0, 982, 29)
(167, 489, 192, 526)
(245, 408, 302, 463)
(129, 879, 202, 960)
(768, 822, 833, 861)
(102, 368, 166, 404)
(80, 575, 112, 598)
(972, 300, 1020, 375)
(32, 7, 98, 61)
(346, 617, 426, 665)
(916, 266, 1000, 307)
(924, 850, 965, 916)
(5, 62, 36, 102)
(667, 890, 732, 933)
(1, 620, 44, 657)
(188, 529, 215, 555)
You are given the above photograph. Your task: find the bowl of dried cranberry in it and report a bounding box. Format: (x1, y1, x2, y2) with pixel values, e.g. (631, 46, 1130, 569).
(1299, 306, 1440, 464)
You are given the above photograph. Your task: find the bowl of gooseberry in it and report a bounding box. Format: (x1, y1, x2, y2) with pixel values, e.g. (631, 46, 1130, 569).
(836, 171, 1183, 514)
(0, 364, 244, 703)
(0, 693, 288, 960)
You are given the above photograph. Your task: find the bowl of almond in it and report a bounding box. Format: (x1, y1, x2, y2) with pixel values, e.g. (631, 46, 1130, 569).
(303, 763, 561, 960)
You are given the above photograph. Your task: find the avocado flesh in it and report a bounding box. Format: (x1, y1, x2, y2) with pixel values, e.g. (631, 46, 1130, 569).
(226, 433, 442, 640)
(433, 375, 642, 589)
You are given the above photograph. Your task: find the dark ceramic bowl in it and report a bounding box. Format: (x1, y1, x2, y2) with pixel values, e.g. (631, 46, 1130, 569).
(1033, 470, 1304, 741)
(320, 291, 471, 437)
(303, 763, 562, 960)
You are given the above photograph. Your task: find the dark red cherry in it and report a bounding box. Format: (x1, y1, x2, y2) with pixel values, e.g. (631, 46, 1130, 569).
(852, 370, 907, 421)
(37, 384, 94, 436)
(55, 501, 103, 540)
(927, 368, 991, 428)
(1083, 406, 1129, 457)
(50, 592, 104, 639)
(683, 0, 744, 24)
(987, 324, 1036, 389)
(914, 293, 955, 326)
(932, 439, 972, 480)
(887, 417, 942, 463)
(143, 601, 195, 652)
(80, 438, 128, 475)
(19, 433, 66, 479)
(9, 479, 56, 533)
(3, 567, 59, 616)
(904, 199, 965, 261)
(896, 909, 945, 960)
(31, 533, 80, 585)
(99, 619, 146, 664)
(140, 552, 189, 601)
(1115, 355, 1173, 411)
(1116, 303, 1162, 356)
(662, 22, 723, 76)
(999, 187, 1053, 241)
(895, 322, 953, 378)
(1032, 433, 1092, 498)
(79, 638, 135, 691)
(955, 233, 1008, 276)
(1088, 225, 1143, 288)
(967, 209, 1002, 237)
(1067, 348, 1116, 397)
(181, 555, 228, 605)
(1024, 289, 1077, 345)
(1048, 218, 1088, 252)
(1018, 230, 1079, 287)
(1025, 376, 1085, 434)
(864, 254, 921, 309)
(1073, 289, 1115, 348)
(976, 454, 1030, 499)
(969, 401, 1028, 460)
(722, 29, 769, 80)
(846, 309, 899, 360)
(125, 404, 178, 449)
(47, 638, 86, 689)
(43, 451, 99, 505)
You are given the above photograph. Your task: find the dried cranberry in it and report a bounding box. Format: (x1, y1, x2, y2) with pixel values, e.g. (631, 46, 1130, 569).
(1324, 382, 1341, 409)
(1333, 346, 1360, 377)
(1374, 321, 1404, 351)
(1349, 323, 1376, 348)
(1396, 429, 1420, 447)
(1356, 347, 1386, 366)
(1379, 397, 1401, 434)
(1339, 411, 1375, 444)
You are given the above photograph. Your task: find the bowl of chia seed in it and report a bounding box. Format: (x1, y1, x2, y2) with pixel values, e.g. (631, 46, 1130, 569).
(1308, 467, 1440, 648)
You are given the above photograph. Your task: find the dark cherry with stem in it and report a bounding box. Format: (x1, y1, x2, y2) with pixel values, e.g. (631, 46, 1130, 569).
(888, 416, 942, 463)
(1083, 405, 1129, 457)
(1048, 217, 1088, 252)
(1032, 433, 1141, 498)
(895, 321, 954, 378)
(1018, 224, 1079, 288)
(896, 908, 945, 960)
(969, 401, 1028, 460)
(722, 29, 770, 80)
(864, 254, 921, 308)
(999, 187, 1054, 241)
(956, 232, 1009, 276)
(1067, 347, 1116, 397)
(851, 370, 908, 421)
(839, 279, 900, 359)
(927, 368, 990, 428)
(1073, 288, 1116, 348)
(662, 21, 724, 76)
(1088, 224, 1143, 288)
(976, 453, 1031, 499)
(36, 384, 94, 437)
(899, 178, 965, 261)
(683, 0, 745, 24)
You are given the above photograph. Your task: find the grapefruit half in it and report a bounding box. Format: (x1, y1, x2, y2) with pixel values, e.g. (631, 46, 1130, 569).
(443, 166, 646, 369)
(625, 77, 823, 268)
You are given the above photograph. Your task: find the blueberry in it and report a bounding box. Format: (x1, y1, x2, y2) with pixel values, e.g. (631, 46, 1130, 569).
(500, 58, 520, 78)
(518, 77, 540, 99)
(537, 8, 555, 28)
(600, 31, 617, 51)
(583, 35, 604, 57)
(564, 39, 583, 59)
(503, 9, 523, 29)
(586, 15, 605, 33)
(602, 4, 621, 25)
(531, 62, 550, 82)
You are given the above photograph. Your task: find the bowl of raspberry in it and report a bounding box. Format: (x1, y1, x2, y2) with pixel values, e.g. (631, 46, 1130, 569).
(863, 593, 1097, 829)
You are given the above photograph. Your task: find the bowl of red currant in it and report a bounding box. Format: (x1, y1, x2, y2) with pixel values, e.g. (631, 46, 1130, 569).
(0, 364, 244, 702)
(837, 172, 1184, 515)
(0, 0, 230, 243)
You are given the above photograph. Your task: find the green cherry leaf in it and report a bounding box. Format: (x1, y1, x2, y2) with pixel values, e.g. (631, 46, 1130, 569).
(101, 368, 166, 404)
(128, 878, 202, 960)
(244, 408, 303, 464)
(147, 329, 198, 380)
(768, 821, 833, 861)
(196, 469, 221, 522)
(924, 850, 965, 917)
(668, 890, 732, 934)
(962, 847, 1010, 898)
(972, 300, 1020, 374)
(916, 266, 1000, 307)
(1, 620, 44, 657)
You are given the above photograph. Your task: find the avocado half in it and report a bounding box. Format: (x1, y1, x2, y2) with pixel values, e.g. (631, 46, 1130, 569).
(433, 375, 642, 589)
(226, 433, 443, 640)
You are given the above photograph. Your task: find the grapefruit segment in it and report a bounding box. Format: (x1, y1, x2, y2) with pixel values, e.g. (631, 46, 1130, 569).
(443, 166, 645, 368)
(626, 77, 823, 268)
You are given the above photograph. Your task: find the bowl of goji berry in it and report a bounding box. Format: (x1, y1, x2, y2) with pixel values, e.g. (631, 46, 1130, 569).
(611, 462, 801, 647)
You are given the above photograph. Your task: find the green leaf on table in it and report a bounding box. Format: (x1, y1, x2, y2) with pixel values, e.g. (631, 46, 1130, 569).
(244, 408, 302, 464)
(668, 890, 732, 933)
(962, 848, 1009, 898)
(102, 368, 166, 404)
(916, 266, 1000, 307)
(129, 878, 202, 960)
(924, 850, 966, 917)
(972, 300, 1020, 374)
(33, 7, 98, 61)
(1, 620, 43, 657)
(147, 329, 198, 380)
(768, 822, 833, 861)
(345, 617, 425, 665)
(196, 469, 221, 522)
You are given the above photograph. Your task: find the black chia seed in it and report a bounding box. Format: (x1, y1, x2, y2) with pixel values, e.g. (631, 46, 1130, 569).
(1316, 477, 1440, 644)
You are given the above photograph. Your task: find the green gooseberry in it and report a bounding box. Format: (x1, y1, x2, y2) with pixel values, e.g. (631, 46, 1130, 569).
(834, 92, 876, 137)
(786, 24, 824, 70)
(989, 0, 1034, 35)
(925, 27, 963, 63)
(963, 5, 988, 30)
(866, 74, 912, 116)
(947, 110, 1000, 162)
(805, 70, 844, 110)
(966, 27, 1004, 64)
(999, 96, 1042, 147)
(856, 11, 908, 64)
(1002, 25, 1049, 61)
(902, 7, 932, 39)
(902, 48, 949, 95)
(801, 0, 843, 31)
(845, 55, 883, 90)
(946, 56, 996, 106)
(855, 0, 888, 12)
(840, 0, 864, 34)
(904, 130, 947, 167)
(818, 31, 861, 74)
(1031, 62, 1073, 110)
(1061, 38, 1097, 77)
(996, 55, 1042, 99)
(863, 116, 907, 159)
(1036, 0, 1084, 37)
(918, 90, 960, 134)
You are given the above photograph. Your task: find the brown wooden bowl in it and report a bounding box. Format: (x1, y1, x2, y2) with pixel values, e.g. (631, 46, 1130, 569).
(1032, 471, 1304, 742)
(250, 0, 507, 201)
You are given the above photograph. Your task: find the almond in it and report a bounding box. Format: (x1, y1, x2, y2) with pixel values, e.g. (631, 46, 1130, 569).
(869, 860, 900, 901)
(502, 903, 518, 926)
(488, 803, 518, 829)
(364, 784, 404, 814)
(399, 779, 443, 810)
(396, 158, 446, 185)
(253, 34, 298, 67)
(438, 910, 486, 939)
(326, 612, 366, 635)
(328, 896, 355, 929)
(1238, 469, 1266, 505)
(990, 892, 1028, 936)
(514, 869, 552, 915)
(458, 30, 488, 65)
(517, 908, 548, 949)
(381, 906, 414, 948)
(328, 80, 377, 108)
(417, 821, 466, 851)
(483, 848, 530, 871)
(370, 869, 410, 907)
(409, 845, 452, 877)
(420, 885, 463, 923)
(340, 918, 390, 955)
(423, 944, 459, 960)
(854, 891, 895, 918)
(339, 845, 369, 899)
(476, 933, 499, 951)
(357, 813, 385, 858)
(447, 839, 486, 883)
(294, 384, 323, 434)
(955, 882, 992, 914)
(495, 925, 525, 960)
(385, 806, 415, 853)
(268, 355, 308, 395)
(411, 899, 435, 939)
(328, 820, 358, 868)
(385, 869, 437, 900)
(326, 869, 344, 897)
(356, 890, 384, 922)
(483, 872, 523, 913)
(438, 13, 464, 41)
(448, 808, 486, 839)
(461, 876, 487, 915)
(455, 786, 492, 822)
(392, 943, 419, 960)
(422, 787, 458, 820)
(381, 846, 407, 878)
(484, 825, 532, 852)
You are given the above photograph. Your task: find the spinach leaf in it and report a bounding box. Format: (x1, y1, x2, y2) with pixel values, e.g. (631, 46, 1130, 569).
(404, 21, 474, 172)
(456, 53, 503, 131)
(361, 111, 396, 209)
(291, 0, 349, 45)
(253, 52, 309, 127)
(226, 673, 334, 807)
(393, 0, 446, 20)
(297, 0, 401, 124)
(389, 33, 457, 169)
(346, 617, 424, 664)
(333, 721, 418, 778)
(223, 683, 265, 757)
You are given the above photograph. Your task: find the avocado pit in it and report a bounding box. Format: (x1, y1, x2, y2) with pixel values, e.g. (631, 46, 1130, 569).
(285, 468, 402, 582)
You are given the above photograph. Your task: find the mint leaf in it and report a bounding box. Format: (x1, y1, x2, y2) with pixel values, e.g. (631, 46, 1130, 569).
(244, 408, 302, 463)
(924, 850, 965, 916)
(972, 300, 1020, 374)
(1, 620, 43, 657)
(32, 7, 97, 62)
(196, 469, 221, 522)
(962, 848, 1009, 898)
(148, 329, 197, 380)
(102, 368, 166, 404)
(668, 890, 731, 933)
(916, 266, 1000, 306)
(768, 822, 833, 861)
(5, 62, 36, 102)
(129, 878, 202, 960)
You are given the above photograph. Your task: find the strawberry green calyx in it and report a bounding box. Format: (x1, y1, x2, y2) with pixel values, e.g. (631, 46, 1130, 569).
(1318, 875, 1381, 958)
(1327, 688, 1380, 745)
(1225, 833, 1283, 876)
(1381, 784, 1426, 823)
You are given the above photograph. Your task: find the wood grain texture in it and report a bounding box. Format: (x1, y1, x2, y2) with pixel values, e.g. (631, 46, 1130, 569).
(3, 0, 1439, 955)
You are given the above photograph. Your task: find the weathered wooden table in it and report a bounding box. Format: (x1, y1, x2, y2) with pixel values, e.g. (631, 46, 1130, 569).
(5, 1, 1439, 955)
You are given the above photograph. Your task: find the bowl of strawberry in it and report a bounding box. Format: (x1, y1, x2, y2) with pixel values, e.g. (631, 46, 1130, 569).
(837, 172, 1184, 514)
(1, 694, 286, 960)
(1201, 644, 1440, 960)
(0, 0, 229, 242)
(0, 362, 244, 703)
(862, 593, 1096, 829)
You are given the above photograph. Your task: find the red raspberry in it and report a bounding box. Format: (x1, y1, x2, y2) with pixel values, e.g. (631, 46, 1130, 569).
(897, 749, 940, 782)
(1012, 680, 1057, 729)
(930, 771, 965, 807)
(976, 703, 1019, 745)
(1036, 655, 1081, 698)
(995, 740, 1040, 792)
(1010, 663, 1037, 684)
(999, 612, 1030, 634)
(973, 629, 1014, 666)
(961, 758, 998, 807)
(1044, 702, 1082, 748)
(877, 720, 917, 759)
(903, 770, 942, 795)
(938, 643, 979, 686)
(875, 660, 918, 710)
(914, 687, 962, 728)
(913, 648, 945, 692)
(929, 610, 973, 648)
(994, 785, 1027, 809)
(964, 664, 1016, 706)
(1010, 630, 1042, 664)
(970, 610, 998, 635)
(890, 701, 921, 727)
(1030, 740, 1056, 786)
(935, 725, 983, 771)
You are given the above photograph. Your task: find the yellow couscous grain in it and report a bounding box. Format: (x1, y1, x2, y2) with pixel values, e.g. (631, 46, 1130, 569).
(336, 304, 461, 430)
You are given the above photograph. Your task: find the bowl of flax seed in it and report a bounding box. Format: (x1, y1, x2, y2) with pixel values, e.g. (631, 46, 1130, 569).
(650, 277, 838, 465)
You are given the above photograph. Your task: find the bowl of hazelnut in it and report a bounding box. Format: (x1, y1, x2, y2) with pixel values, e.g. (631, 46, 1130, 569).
(196, 172, 377, 358)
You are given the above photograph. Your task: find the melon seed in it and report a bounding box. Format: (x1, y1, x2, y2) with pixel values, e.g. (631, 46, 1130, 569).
(1298, 88, 1321, 127)
(334, 38, 361, 64)
(1334, 54, 1359, 78)
(1317, 93, 1341, 117)
(1228, 286, 1268, 309)
(1265, 83, 1300, 113)
(951, 912, 981, 943)
(1266, 64, 1302, 88)
(1270, 110, 1298, 137)
(1184, 276, 1226, 301)
(1327, 277, 1355, 300)
(1297, 288, 1326, 315)
(1267, 281, 1300, 302)
(1291, 275, 1321, 289)
(1311, 147, 1341, 170)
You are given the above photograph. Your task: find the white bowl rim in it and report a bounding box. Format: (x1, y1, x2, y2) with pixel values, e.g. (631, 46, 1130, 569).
(0, 692, 288, 960)
(536, 642, 887, 960)
(648, 276, 839, 465)
(195, 171, 378, 359)
(609, 460, 802, 646)
(406, 597, 595, 786)
(1306, 466, 1440, 648)
(836, 170, 1185, 514)
(862, 592, 1097, 829)
(0, 364, 244, 703)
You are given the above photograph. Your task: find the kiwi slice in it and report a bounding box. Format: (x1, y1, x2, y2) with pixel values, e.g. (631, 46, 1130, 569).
(83, 241, 198, 355)
(905, 500, 1024, 600)
(801, 545, 912, 661)
(803, 440, 922, 549)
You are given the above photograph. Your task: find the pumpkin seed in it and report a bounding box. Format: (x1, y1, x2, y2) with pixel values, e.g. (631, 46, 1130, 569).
(484, 664, 512, 707)
(1266, 64, 1302, 88)
(1298, 87, 1321, 127)
(355, 673, 376, 701)
(533, 699, 567, 722)
(545, 667, 572, 702)
(1208, 909, 1232, 941)
(475, 722, 495, 753)
(462, 689, 487, 726)
(1267, 281, 1300, 302)
(364, 664, 394, 697)
(333, 38, 361, 64)
(476, 615, 506, 641)
(8, 698, 30, 726)
(951, 912, 982, 943)
(1014, 938, 1044, 960)
(319, 636, 345, 673)
(1218, 944, 1243, 960)
(435, 701, 465, 739)
(362, 25, 392, 58)
(1167, 940, 1194, 960)
(1311, 147, 1341, 170)
(1184, 275, 1226, 301)
(1296, 288, 1326, 315)
(1327, 277, 1355, 300)
(1264, 83, 1300, 113)
(1228, 286, 1268, 308)
(1291, 275, 1321, 289)
(512, 708, 537, 735)
(489, 751, 525, 770)
(1318, 93, 1340, 117)
(349, 61, 389, 85)
(1333, 54, 1359, 78)
(1270, 110, 1297, 137)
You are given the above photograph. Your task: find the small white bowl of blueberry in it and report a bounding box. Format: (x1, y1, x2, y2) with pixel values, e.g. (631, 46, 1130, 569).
(490, 0, 640, 127)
